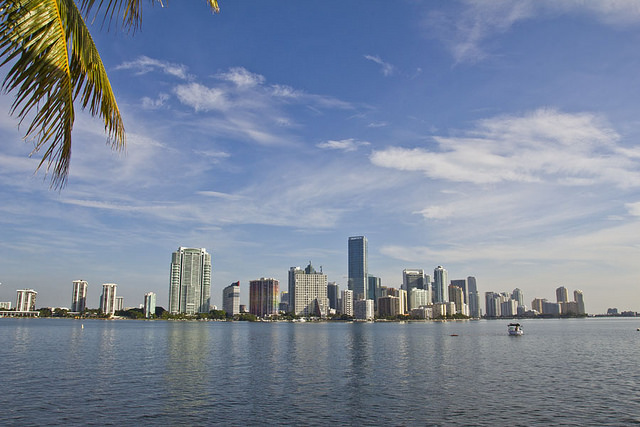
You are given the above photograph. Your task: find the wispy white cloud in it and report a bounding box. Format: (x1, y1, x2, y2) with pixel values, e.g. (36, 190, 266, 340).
(316, 138, 370, 152)
(217, 67, 265, 88)
(116, 56, 190, 79)
(141, 93, 170, 110)
(174, 82, 229, 112)
(371, 109, 640, 188)
(364, 54, 395, 76)
(428, 0, 640, 63)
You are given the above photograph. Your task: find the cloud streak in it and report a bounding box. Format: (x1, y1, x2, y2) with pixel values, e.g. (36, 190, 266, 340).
(371, 109, 639, 187)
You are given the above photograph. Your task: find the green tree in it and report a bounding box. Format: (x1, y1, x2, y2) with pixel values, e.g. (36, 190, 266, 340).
(0, 0, 219, 188)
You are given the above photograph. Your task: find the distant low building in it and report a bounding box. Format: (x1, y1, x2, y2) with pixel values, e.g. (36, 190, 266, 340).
(0, 301, 11, 310)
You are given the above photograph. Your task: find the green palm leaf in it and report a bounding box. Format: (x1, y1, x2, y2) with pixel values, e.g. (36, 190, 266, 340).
(0, 0, 219, 188)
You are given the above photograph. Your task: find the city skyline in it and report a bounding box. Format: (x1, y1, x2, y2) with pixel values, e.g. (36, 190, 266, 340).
(2, 2, 640, 314)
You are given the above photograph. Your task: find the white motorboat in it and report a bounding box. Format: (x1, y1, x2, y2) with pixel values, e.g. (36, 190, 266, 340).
(508, 323, 523, 336)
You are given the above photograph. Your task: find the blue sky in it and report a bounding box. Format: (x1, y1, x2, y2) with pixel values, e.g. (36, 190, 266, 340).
(1, 0, 640, 314)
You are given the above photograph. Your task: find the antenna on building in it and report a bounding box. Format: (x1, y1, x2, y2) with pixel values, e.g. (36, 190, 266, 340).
(320, 266, 323, 273)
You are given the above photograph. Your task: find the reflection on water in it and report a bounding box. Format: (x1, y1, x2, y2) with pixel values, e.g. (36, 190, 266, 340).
(2, 318, 640, 425)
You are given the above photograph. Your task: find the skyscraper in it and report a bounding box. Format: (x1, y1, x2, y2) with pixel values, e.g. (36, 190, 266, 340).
(16, 289, 37, 312)
(511, 288, 524, 307)
(249, 278, 279, 317)
(144, 292, 156, 318)
(574, 290, 586, 315)
(348, 236, 368, 300)
(367, 275, 381, 309)
(433, 266, 448, 303)
(341, 289, 354, 316)
(467, 276, 480, 318)
(169, 247, 212, 314)
(327, 282, 340, 311)
(100, 283, 117, 316)
(289, 262, 328, 317)
(71, 280, 88, 313)
(404, 269, 427, 310)
(223, 281, 240, 316)
(556, 286, 569, 303)
(450, 279, 468, 305)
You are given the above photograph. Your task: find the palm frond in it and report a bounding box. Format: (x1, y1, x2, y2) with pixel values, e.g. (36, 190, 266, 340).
(79, 0, 219, 31)
(0, 0, 124, 188)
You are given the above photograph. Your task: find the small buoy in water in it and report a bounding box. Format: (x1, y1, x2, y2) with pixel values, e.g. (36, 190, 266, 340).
(450, 334, 458, 336)
(81, 324, 84, 329)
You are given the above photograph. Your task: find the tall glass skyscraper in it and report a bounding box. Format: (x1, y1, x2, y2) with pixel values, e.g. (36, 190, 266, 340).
(348, 236, 368, 300)
(169, 247, 212, 314)
(433, 266, 448, 303)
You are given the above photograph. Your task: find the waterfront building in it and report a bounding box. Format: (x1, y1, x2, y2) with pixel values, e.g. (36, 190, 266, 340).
(410, 306, 433, 319)
(433, 266, 448, 303)
(354, 299, 374, 320)
(485, 292, 501, 317)
(368, 275, 381, 310)
(390, 288, 408, 315)
(377, 295, 401, 317)
(223, 282, 240, 316)
(404, 269, 429, 309)
(556, 286, 569, 303)
(511, 288, 524, 307)
(466, 277, 480, 317)
(115, 296, 124, 312)
(249, 278, 279, 317)
(450, 279, 468, 305)
(340, 289, 354, 316)
(409, 288, 429, 311)
(144, 292, 156, 318)
(16, 289, 37, 312)
(562, 300, 579, 315)
(279, 291, 289, 313)
(348, 236, 368, 300)
(327, 282, 339, 310)
(0, 301, 10, 310)
(448, 285, 464, 314)
(100, 284, 117, 316)
(531, 298, 545, 314)
(431, 302, 447, 318)
(71, 280, 88, 313)
(543, 300, 561, 315)
(501, 299, 518, 317)
(169, 247, 212, 315)
(574, 290, 586, 315)
(288, 262, 328, 317)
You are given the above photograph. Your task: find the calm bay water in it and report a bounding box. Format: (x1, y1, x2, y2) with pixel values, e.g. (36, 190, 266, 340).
(1, 317, 639, 426)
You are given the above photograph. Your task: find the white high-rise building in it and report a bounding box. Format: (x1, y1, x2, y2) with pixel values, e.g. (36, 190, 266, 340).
(71, 280, 88, 312)
(169, 247, 212, 314)
(288, 262, 328, 317)
(144, 292, 156, 318)
(16, 289, 37, 312)
(341, 289, 354, 316)
(100, 284, 117, 316)
(409, 288, 429, 310)
(433, 266, 448, 303)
